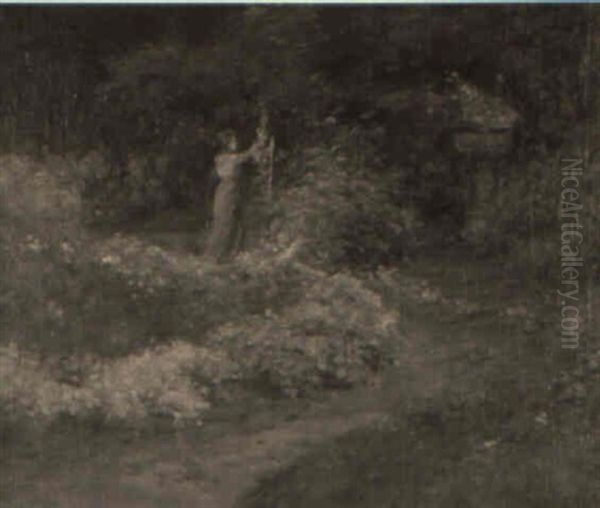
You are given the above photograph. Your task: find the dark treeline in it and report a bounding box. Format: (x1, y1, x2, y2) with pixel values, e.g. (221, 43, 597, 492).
(0, 6, 592, 155)
(0, 6, 596, 231)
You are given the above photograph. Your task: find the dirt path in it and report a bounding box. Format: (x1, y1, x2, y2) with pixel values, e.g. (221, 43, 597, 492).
(109, 412, 390, 508)
(19, 321, 447, 508)
(107, 324, 452, 508)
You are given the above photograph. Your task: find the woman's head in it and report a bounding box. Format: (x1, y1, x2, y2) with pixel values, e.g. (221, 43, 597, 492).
(220, 130, 238, 153)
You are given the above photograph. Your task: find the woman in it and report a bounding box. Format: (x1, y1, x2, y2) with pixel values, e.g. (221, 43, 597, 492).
(204, 129, 268, 260)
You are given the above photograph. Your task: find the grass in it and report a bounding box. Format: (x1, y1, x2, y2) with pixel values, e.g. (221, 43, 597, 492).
(241, 389, 600, 508)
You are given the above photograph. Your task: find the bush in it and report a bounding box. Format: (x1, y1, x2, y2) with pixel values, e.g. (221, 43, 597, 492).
(205, 266, 403, 397)
(0, 154, 87, 350)
(270, 130, 421, 269)
(462, 141, 600, 279)
(78, 137, 214, 226)
(0, 340, 235, 427)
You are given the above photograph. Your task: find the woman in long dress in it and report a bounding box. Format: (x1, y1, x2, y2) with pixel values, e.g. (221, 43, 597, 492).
(204, 129, 267, 260)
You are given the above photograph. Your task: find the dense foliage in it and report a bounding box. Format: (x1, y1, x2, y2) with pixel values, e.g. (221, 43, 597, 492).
(0, 7, 592, 152)
(0, 6, 598, 429)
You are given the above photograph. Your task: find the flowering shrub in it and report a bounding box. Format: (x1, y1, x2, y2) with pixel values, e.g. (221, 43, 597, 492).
(91, 233, 406, 399)
(0, 341, 235, 426)
(206, 269, 403, 397)
(90, 234, 310, 340)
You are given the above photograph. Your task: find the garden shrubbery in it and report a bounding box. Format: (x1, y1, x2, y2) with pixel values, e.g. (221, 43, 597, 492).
(1, 151, 408, 428)
(1, 154, 87, 350)
(205, 267, 403, 397)
(88, 236, 405, 398)
(1, 230, 405, 426)
(0, 340, 236, 427)
(270, 130, 420, 269)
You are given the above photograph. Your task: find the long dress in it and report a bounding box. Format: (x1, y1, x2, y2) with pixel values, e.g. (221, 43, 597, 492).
(204, 153, 245, 260)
